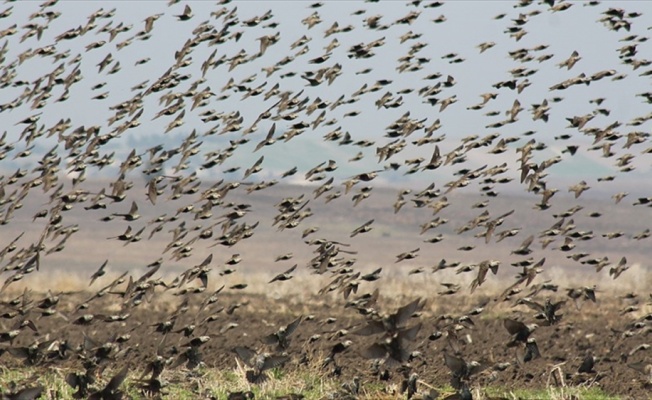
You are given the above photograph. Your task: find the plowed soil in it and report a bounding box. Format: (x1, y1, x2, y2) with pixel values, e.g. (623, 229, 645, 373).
(2, 286, 650, 399)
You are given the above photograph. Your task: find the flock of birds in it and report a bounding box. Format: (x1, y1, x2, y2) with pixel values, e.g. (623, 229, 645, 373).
(1, 0, 652, 398)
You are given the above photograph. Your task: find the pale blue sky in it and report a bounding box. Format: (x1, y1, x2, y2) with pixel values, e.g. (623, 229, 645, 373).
(1, 0, 651, 196)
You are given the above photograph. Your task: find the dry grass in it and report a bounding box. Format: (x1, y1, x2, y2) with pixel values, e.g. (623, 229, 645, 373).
(0, 254, 646, 400)
(5, 260, 650, 301)
(0, 360, 622, 400)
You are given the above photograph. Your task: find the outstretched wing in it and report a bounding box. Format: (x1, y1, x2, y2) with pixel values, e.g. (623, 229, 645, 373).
(395, 297, 424, 327)
(261, 354, 289, 371)
(104, 365, 129, 393)
(233, 346, 256, 367)
(443, 352, 466, 375)
(284, 315, 303, 337)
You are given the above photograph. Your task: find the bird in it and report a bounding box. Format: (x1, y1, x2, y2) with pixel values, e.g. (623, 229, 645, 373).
(469, 260, 499, 293)
(395, 248, 420, 263)
(350, 219, 374, 237)
(516, 338, 541, 366)
(261, 315, 302, 350)
(354, 297, 424, 339)
(360, 331, 420, 367)
(360, 268, 382, 282)
(443, 352, 488, 389)
(88, 365, 129, 400)
(175, 4, 193, 21)
(269, 264, 297, 283)
(568, 181, 590, 198)
(558, 50, 581, 69)
(516, 298, 565, 325)
(423, 145, 442, 170)
(228, 392, 255, 400)
(578, 352, 595, 373)
(254, 123, 277, 152)
(566, 286, 597, 309)
(503, 318, 537, 347)
(89, 259, 108, 286)
(628, 361, 652, 385)
(243, 156, 264, 179)
(511, 235, 534, 255)
(2, 384, 45, 400)
(233, 346, 289, 383)
(111, 200, 140, 221)
(0, 1, 650, 398)
(609, 256, 629, 279)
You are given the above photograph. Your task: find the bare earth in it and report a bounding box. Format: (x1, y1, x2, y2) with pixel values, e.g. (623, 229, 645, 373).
(1, 182, 652, 399)
(1, 285, 651, 399)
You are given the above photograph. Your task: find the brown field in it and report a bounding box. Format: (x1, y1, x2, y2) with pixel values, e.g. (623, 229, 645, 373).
(3, 0, 652, 398)
(1, 274, 651, 399)
(1, 182, 651, 399)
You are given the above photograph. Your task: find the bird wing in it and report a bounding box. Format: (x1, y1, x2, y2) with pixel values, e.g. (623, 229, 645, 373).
(353, 320, 385, 336)
(398, 322, 422, 342)
(284, 315, 302, 337)
(104, 365, 129, 393)
(360, 343, 387, 360)
(261, 333, 278, 346)
(503, 318, 527, 335)
(443, 352, 466, 375)
(395, 297, 423, 327)
(261, 354, 289, 371)
(233, 346, 256, 367)
(519, 298, 544, 313)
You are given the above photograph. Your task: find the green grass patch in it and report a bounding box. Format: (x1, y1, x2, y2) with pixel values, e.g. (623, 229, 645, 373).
(0, 366, 626, 400)
(484, 385, 622, 400)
